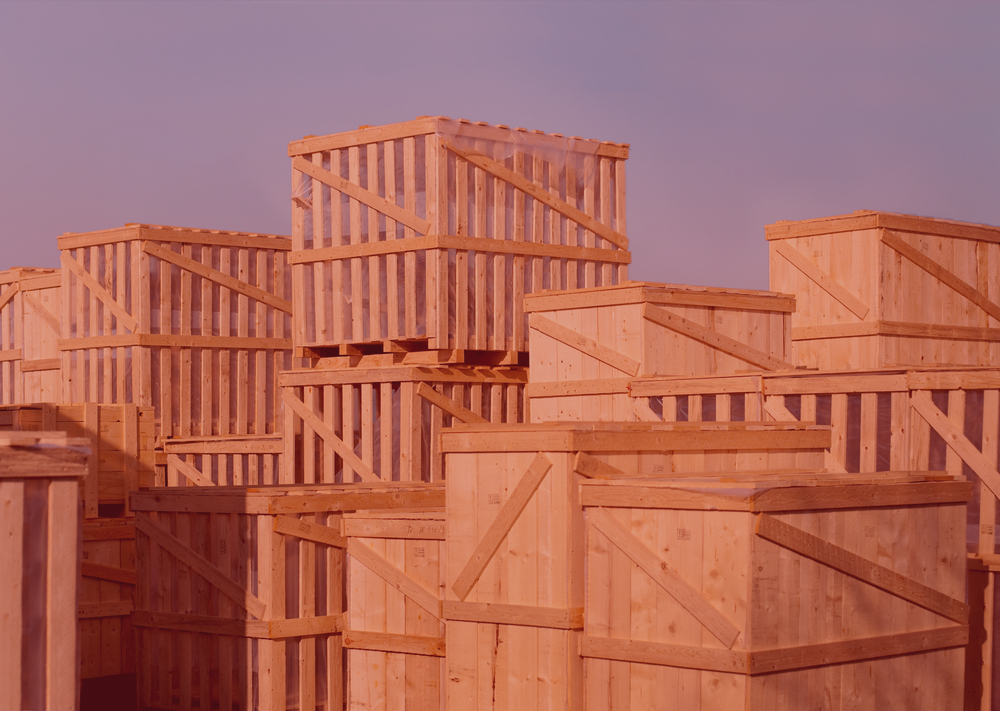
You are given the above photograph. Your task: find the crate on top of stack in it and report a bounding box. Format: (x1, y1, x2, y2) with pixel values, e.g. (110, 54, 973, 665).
(288, 116, 630, 361)
(768, 209, 1000, 370)
(524, 281, 795, 423)
(0, 266, 61, 404)
(58, 223, 294, 439)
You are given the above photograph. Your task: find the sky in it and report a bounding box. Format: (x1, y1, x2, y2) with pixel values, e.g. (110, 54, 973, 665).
(1, 0, 998, 290)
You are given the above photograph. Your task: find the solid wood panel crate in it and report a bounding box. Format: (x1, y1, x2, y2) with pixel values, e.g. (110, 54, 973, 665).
(288, 117, 630, 357)
(440, 422, 830, 711)
(58, 223, 293, 439)
(768, 210, 1000, 370)
(344, 511, 446, 711)
(525, 281, 794, 423)
(155, 433, 285, 488)
(80, 517, 137, 680)
(132, 481, 444, 711)
(279, 365, 527, 484)
(1, 432, 89, 711)
(580, 474, 970, 710)
(0, 266, 62, 405)
(0, 402, 155, 518)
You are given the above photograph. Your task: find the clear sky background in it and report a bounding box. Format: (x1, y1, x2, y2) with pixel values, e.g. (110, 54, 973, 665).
(1, 1, 997, 290)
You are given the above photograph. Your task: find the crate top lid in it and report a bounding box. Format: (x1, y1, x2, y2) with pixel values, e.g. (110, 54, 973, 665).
(441, 421, 830, 453)
(580, 471, 970, 512)
(0, 432, 91, 479)
(524, 280, 795, 313)
(58, 223, 291, 251)
(288, 116, 629, 160)
(765, 209, 1000, 242)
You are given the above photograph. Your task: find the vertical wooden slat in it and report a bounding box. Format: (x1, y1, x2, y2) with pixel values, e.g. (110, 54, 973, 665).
(512, 151, 527, 351)
(474, 156, 488, 351)
(331, 149, 345, 345)
(492, 148, 508, 351)
(385, 141, 400, 341)
(456, 154, 470, 350)
(547, 160, 562, 293)
(981, 389, 999, 556)
(403, 139, 417, 339)
(599, 157, 613, 286)
(368, 142, 382, 344)
(349, 146, 364, 343)
(614, 158, 627, 283)
(0, 479, 23, 711)
(945, 389, 966, 478)
(83, 403, 99, 519)
(103, 244, 114, 404)
(860, 392, 878, 472)
(300, 516, 317, 711)
(257, 514, 286, 711)
(583, 155, 596, 288)
(159, 250, 173, 438)
(312, 152, 328, 349)
(219, 248, 232, 438)
(292, 164, 308, 349)
(46, 478, 80, 711)
(380, 383, 393, 481)
(255, 250, 268, 440)
(565, 154, 579, 291)
(236, 248, 250, 438)
(180, 244, 193, 437)
(530, 154, 545, 300)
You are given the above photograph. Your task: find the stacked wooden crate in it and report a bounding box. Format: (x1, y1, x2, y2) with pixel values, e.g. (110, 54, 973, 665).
(0, 266, 62, 404)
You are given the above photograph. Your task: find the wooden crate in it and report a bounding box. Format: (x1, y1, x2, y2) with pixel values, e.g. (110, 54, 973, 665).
(279, 365, 527, 484)
(58, 223, 293, 439)
(0, 266, 62, 404)
(580, 474, 970, 710)
(132, 481, 444, 711)
(440, 422, 830, 711)
(80, 517, 137, 680)
(525, 281, 794, 423)
(155, 434, 285, 487)
(0, 432, 89, 711)
(0, 403, 155, 518)
(966, 560, 1000, 711)
(288, 117, 630, 357)
(768, 210, 1000, 369)
(344, 511, 446, 711)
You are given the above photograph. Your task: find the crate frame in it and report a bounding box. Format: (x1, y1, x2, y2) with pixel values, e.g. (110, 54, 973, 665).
(0, 267, 62, 405)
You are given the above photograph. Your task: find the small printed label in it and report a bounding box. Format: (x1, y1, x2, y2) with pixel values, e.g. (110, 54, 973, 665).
(677, 528, 691, 541)
(414, 547, 426, 558)
(219, 539, 228, 555)
(82, 551, 90, 560)
(864, 526, 876, 538)
(653, 463, 665, 473)
(488, 493, 501, 505)
(982, 524, 995, 535)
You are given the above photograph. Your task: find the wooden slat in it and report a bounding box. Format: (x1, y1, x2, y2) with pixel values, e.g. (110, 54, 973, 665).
(631, 399, 662, 422)
(642, 303, 794, 371)
(588, 506, 741, 648)
(81, 561, 137, 585)
(167, 454, 216, 487)
(581, 635, 746, 674)
(0, 480, 22, 711)
(347, 539, 441, 619)
(451, 452, 553, 601)
(0, 283, 19, 311)
(442, 601, 583, 630)
(342, 630, 445, 657)
(78, 600, 134, 619)
(59, 333, 291, 350)
(19, 358, 60, 373)
(281, 389, 379, 482)
(415, 382, 488, 424)
(756, 513, 968, 623)
(529, 313, 640, 376)
(292, 155, 431, 235)
(274, 515, 346, 548)
(61, 252, 137, 332)
(441, 139, 629, 250)
(773, 240, 870, 319)
(573, 452, 632, 480)
(142, 241, 292, 314)
(136, 515, 266, 619)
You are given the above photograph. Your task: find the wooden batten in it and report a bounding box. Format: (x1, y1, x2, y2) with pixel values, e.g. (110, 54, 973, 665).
(288, 117, 630, 356)
(524, 281, 794, 423)
(57, 223, 293, 440)
(279, 365, 527, 485)
(767, 210, 1000, 369)
(155, 433, 284, 487)
(0, 267, 62, 405)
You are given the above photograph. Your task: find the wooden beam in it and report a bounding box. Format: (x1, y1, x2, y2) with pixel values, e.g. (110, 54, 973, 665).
(347, 539, 441, 619)
(451, 453, 553, 601)
(78, 601, 133, 619)
(756, 513, 968, 623)
(136, 515, 266, 619)
(0, 283, 19, 311)
(881, 229, 1000, 324)
(292, 156, 431, 235)
(281, 389, 379, 482)
(773, 241, 870, 319)
(762, 397, 846, 473)
(166, 454, 215, 487)
(61, 252, 137, 333)
(80, 562, 137, 586)
(441, 139, 628, 250)
(342, 630, 445, 657)
(142, 241, 293, 314)
(442, 601, 583, 630)
(910, 390, 1000, 501)
(529, 313, 640, 376)
(20, 291, 60, 334)
(581, 636, 746, 674)
(573, 452, 632, 480)
(643, 303, 793, 371)
(415, 382, 489, 424)
(274, 515, 346, 548)
(631, 399, 663, 422)
(589, 507, 741, 648)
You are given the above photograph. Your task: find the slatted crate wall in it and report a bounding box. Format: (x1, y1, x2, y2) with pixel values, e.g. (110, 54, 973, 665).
(81, 517, 137, 680)
(155, 434, 285, 487)
(288, 117, 630, 357)
(0, 267, 62, 404)
(279, 365, 527, 484)
(768, 210, 1000, 370)
(0, 432, 89, 711)
(581, 474, 970, 710)
(344, 511, 446, 711)
(132, 481, 444, 711)
(58, 223, 293, 439)
(440, 422, 831, 711)
(0, 402, 155, 518)
(525, 282, 794, 423)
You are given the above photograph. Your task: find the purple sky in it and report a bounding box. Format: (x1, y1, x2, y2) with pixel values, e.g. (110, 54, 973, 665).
(1, 1, 997, 290)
